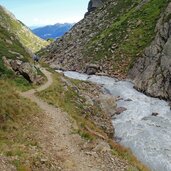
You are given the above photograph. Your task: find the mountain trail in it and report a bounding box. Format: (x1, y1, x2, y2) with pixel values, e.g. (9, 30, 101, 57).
(21, 67, 128, 171)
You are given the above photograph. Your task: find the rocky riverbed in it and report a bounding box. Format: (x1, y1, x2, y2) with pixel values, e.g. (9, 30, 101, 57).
(61, 71, 171, 171)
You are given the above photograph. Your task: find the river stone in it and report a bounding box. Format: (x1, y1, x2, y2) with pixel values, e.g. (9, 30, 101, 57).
(152, 113, 159, 116)
(99, 94, 117, 117)
(115, 107, 127, 115)
(125, 98, 133, 102)
(85, 64, 100, 75)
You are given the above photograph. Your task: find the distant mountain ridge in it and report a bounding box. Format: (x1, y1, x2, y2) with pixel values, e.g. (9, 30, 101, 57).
(32, 23, 74, 40)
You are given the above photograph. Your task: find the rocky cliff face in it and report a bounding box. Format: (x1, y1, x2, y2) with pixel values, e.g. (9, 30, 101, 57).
(129, 3, 171, 100)
(42, 0, 171, 99)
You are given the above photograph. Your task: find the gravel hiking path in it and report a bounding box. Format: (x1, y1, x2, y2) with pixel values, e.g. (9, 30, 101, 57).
(21, 68, 128, 171)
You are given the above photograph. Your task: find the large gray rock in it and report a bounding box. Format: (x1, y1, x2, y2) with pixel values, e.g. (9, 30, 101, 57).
(10, 60, 44, 84)
(18, 62, 38, 83)
(99, 94, 117, 117)
(10, 60, 22, 71)
(85, 64, 100, 75)
(88, 0, 103, 12)
(129, 3, 171, 100)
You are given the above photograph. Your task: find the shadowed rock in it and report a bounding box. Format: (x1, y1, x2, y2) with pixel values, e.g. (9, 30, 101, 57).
(10, 60, 44, 84)
(129, 3, 171, 100)
(88, 0, 103, 12)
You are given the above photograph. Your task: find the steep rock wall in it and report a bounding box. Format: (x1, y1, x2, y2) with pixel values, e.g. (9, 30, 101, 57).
(129, 3, 171, 100)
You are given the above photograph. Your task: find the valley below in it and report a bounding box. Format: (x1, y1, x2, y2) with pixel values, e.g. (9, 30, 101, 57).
(61, 70, 171, 171)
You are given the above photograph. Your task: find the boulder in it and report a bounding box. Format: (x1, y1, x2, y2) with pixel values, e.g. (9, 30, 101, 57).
(18, 62, 38, 83)
(86, 67, 97, 75)
(90, 94, 115, 138)
(10, 60, 22, 71)
(50, 63, 65, 71)
(99, 94, 117, 117)
(88, 0, 103, 12)
(10, 59, 44, 84)
(85, 64, 100, 75)
(152, 112, 159, 116)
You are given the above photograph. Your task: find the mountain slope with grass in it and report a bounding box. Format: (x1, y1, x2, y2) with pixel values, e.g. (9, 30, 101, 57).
(0, 5, 48, 87)
(0, 21, 44, 89)
(0, 8, 48, 170)
(0, 4, 152, 170)
(0, 66, 150, 171)
(41, 0, 171, 100)
(0, 5, 48, 53)
(0, 6, 61, 169)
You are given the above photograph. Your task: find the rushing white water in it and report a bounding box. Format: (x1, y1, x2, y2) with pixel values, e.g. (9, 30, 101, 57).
(60, 71, 171, 171)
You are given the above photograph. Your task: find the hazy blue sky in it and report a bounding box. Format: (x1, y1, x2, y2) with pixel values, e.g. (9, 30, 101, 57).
(0, 0, 89, 26)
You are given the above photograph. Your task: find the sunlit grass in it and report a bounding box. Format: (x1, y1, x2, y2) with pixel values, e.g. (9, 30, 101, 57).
(37, 72, 150, 171)
(0, 80, 45, 171)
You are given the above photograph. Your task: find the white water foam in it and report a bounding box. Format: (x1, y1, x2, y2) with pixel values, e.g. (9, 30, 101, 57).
(60, 71, 171, 171)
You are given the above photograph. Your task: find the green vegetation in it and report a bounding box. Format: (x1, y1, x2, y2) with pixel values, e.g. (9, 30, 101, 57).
(85, 0, 169, 75)
(0, 13, 46, 169)
(0, 25, 31, 90)
(0, 52, 32, 91)
(0, 6, 48, 90)
(47, 38, 54, 42)
(0, 26, 30, 61)
(0, 80, 45, 171)
(37, 72, 106, 140)
(0, 9, 47, 169)
(37, 71, 150, 171)
(0, 6, 48, 53)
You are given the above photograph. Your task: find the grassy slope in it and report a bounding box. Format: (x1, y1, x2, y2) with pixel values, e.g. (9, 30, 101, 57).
(0, 6, 48, 53)
(0, 6, 48, 90)
(0, 25, 34, 90)
(0, 26, 46, 91)
(0, 80, 45, 171)
(84, 0, 169, 76)
(0, 7, 49, 169)
(37, 71, 150, 171)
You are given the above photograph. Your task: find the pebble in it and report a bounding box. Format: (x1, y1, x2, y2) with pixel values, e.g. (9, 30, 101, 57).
(115, 107, 127, 115)
(152, 112, 159, 116)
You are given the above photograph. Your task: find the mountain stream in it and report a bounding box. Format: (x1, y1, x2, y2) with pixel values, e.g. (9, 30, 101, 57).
(58, 70, 171, 171)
